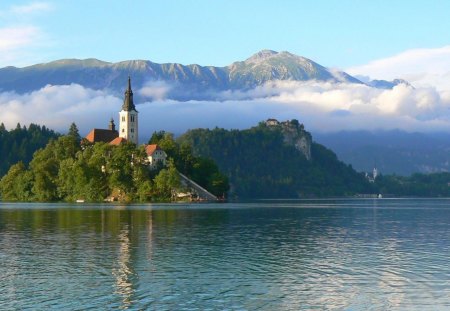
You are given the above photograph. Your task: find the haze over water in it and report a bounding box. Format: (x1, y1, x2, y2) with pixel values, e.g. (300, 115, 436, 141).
(1, 199, 449, 310)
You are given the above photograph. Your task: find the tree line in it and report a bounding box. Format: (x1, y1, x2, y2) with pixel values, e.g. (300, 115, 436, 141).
(178, 122, 373, 198)
(0, 123, 59, 178)
(0, 124, 229, 202)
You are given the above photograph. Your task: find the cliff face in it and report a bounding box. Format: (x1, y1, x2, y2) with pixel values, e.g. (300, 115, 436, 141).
(266, 119, 312, 160)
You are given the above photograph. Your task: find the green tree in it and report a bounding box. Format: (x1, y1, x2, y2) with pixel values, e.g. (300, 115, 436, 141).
(0, 162, 33, 201)
(68, 122, 81, 142)
(154, 160, 180, 199)
(148, 130, 166, 144)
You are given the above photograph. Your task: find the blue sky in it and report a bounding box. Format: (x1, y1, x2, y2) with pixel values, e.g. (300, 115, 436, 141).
(2, 1, 450, 134)
(1, 0, 450, 68)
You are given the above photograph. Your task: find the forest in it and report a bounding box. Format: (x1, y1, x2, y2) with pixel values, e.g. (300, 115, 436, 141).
(179, 122, 450, 198)
(178, 122, 374, 198)
(0, 123, 59, 177)
(0, 124, 228, 202)
(2, 121, 450, 200)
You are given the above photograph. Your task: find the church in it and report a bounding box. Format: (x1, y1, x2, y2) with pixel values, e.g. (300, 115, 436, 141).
(85, 77, 167, 167)
(85, 76, 138, 145)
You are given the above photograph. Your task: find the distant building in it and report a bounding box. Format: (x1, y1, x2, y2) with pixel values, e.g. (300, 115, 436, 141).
(85, 77, 138, 145)
(366, 167, 379, 183)
(145, 144, 167, 169)
(119, 77, 139, 144)
(85, 119, 119, 144)
(84, 78, 169, 170)
(266, 118, 280, 126)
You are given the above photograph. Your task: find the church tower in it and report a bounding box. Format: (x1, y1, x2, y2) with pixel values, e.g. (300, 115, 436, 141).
(119, 77, 138, 144)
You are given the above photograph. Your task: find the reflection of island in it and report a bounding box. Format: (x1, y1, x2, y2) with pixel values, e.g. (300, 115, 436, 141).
(112, 224, 134, 309)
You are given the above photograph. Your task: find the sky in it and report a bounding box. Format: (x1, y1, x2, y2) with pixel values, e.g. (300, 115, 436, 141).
(1, 0, 450, 135)
(2, 0, 450, 68)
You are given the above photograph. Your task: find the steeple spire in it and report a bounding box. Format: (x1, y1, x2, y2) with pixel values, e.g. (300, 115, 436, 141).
(119, 76, 139, 144)
(122, 76, 136, 111)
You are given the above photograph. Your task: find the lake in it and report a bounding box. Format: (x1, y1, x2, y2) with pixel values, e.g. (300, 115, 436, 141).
(1, 199, 449, 310)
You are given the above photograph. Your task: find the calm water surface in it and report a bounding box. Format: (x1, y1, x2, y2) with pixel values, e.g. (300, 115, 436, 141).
(0, 199, 449, 310)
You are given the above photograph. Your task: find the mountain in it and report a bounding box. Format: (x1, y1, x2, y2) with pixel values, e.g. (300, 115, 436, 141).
(314, 130, 450, 176)
(367, 78, 412, 89)
(0, 50, 402, 101)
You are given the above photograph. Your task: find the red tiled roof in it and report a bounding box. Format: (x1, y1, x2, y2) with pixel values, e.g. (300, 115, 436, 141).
(109, 137, 127, 146)
(85, 129, 118, 143)
(145, 144, 161, 156)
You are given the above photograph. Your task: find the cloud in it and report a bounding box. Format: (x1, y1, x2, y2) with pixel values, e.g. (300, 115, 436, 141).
(0, 26, 48, 67)
(10, 2, 53, 15)
(138, 81, 172, 100)
(0, 2, 53, 67)
(2, 81, 450, 140)
(0, 26, 41, 51)
(347, 46, 450, 92)
(0, 84, 121, 133)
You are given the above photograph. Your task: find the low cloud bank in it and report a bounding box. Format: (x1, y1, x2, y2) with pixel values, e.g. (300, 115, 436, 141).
(348, 45, 450, 92)
(1, 80, 450, 140)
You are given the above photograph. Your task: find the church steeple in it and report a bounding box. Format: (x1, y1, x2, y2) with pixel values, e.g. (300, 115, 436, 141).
(119, 77, 139, 144)
(122, 76, 136, 111)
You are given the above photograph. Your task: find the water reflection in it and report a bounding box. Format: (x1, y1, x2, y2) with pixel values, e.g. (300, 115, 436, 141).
(112, 225, 133, 309)
(0, 200, 450, 310)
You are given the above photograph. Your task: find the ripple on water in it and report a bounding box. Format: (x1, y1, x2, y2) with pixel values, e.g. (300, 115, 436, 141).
(1, 200, 450, 310)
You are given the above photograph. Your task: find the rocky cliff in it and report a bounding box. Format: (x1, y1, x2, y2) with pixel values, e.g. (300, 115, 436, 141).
(266, 119, 312, 160)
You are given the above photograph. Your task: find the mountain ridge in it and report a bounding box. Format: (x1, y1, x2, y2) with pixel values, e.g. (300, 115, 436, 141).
(0, 50, 407, 100)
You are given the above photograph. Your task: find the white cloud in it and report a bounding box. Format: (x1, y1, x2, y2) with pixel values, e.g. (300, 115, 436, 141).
(347, 45, 450, 92)
(0, 25, 49, 67)
(0, 84, 121, 133)
(10, 2, 53, 15)
(0, 26, 41, 51)
(2, 81, 450, 140)
(138, 81, 172, 100)
(0, 2, 53, 67)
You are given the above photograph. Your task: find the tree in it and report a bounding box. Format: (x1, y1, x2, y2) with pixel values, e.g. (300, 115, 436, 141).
(68, 122, 81, 142)
(0, 162, 33, 201)
(154, 160, 180, 199)
(148, 130, 166, 144)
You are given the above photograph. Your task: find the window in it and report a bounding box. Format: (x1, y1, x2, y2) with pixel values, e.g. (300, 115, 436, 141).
(122, 129, 124, 133)
(131, 128, 134, 133)
(131, 115, 135, 122)
(122, 116, 125, 122)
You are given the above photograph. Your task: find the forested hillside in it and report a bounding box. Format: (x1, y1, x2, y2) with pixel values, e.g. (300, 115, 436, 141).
(0, 123, 59, 178)
(178, 122, 373, 198)
(0, 126, 228, 202)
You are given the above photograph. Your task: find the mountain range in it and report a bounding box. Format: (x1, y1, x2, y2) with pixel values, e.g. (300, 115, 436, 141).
(0, 50, 406, 100)
(3, 50, 445, 177)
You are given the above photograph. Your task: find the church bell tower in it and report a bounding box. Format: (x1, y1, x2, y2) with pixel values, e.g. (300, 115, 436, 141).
(119, 77, 138, 144)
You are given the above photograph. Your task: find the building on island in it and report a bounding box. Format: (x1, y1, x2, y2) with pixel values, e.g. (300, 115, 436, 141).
(85, 76, 138, 145)
(85, 118, 119, 144)
(119, 77, 139, 144)
(84, 77, 168, 169)
(145, 144, 167, 169)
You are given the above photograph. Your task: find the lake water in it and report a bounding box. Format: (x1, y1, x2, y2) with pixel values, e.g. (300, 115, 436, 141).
(0, 199, 449, 310)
